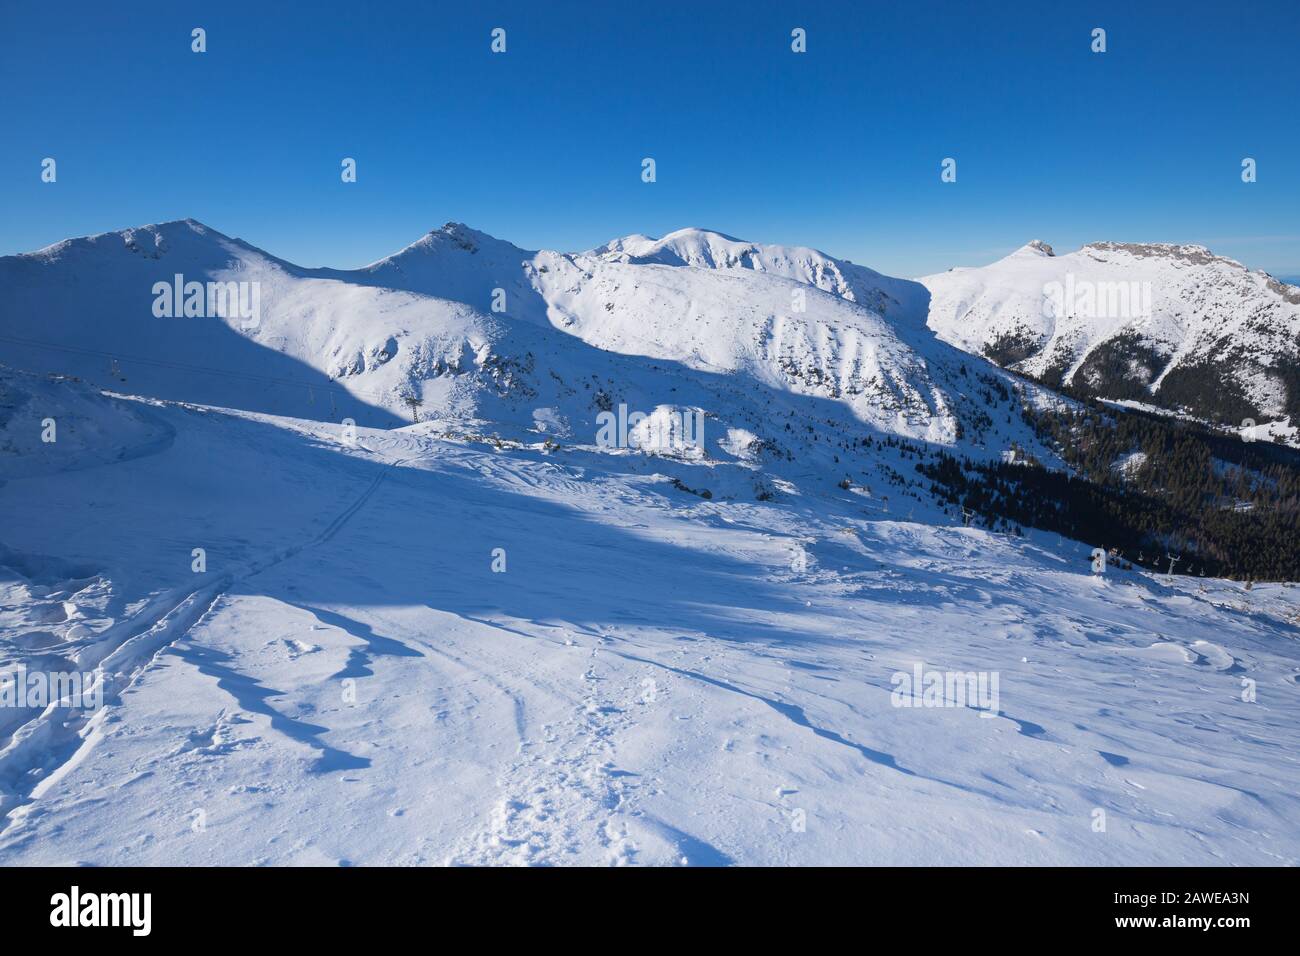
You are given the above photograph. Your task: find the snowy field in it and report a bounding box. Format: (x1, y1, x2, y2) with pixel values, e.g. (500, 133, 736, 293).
(2, 375, 1297, 866)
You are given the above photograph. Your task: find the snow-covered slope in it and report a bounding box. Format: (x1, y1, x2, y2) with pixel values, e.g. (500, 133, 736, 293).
(0, 220, 411, 427)
(334, 223, 555, 327)
(0, 220, 1047, 459)
(589, 226, 932, 323)
(3, 220, 1299, 866)
(328, 222, 949, 436)
(920, 241, 1300, 428)
(1, 367, 1296, 865)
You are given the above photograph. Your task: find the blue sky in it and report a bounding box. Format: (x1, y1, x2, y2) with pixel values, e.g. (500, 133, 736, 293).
(3, 0, 1298, 277)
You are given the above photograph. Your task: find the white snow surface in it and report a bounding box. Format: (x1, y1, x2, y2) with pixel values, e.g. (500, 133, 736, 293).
(0, 368, 1296, 866)
(1, 222, 1298, 866)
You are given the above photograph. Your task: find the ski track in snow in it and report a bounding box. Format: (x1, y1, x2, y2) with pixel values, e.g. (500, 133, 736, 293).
(1, 387, 1298, 865)
(0, 438, 417, 831)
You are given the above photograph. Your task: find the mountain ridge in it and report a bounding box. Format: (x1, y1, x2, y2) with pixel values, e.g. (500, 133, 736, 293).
(7, 219, 1297, 449)
(921, 239, 1300, 433)
(0, 218, 1055, 483)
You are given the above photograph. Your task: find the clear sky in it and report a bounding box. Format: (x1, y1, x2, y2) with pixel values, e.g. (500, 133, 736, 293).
(3, 0, 1298, 278)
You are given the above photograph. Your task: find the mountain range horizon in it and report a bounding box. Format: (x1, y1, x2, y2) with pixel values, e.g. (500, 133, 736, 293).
(5, 203, 1300, 869)
(15, 217, 1298, 283)
(9, 215, 1298, 443)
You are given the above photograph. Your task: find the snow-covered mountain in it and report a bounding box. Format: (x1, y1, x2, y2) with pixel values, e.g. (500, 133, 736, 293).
(588, 226, 932, 323)
(919, 241, 1300, 430)
(0, 219, 1049, 463)
(2, 220, 1299, 867)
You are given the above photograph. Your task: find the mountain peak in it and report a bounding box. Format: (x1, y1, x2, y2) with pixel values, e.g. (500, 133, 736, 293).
(369, 223, 532, 267)
(122, 218, 231, 240)
(1010, 240, 1055, 258)
(15, 217, 245, 264)
(589, 227, 749, 260)
(657, 226, 747, 245)
(434, 221, 477, 239)
(427, 221, 496, 248)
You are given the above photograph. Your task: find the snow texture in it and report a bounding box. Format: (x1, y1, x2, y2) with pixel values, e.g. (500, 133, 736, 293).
(1, 222, 1296, 866)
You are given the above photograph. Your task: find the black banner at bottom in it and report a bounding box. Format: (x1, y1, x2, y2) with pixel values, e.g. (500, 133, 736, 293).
(0, 865, 1283, 941)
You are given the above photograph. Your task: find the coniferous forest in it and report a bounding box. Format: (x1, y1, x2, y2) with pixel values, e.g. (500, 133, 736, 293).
(917, 396, 1300, 581)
